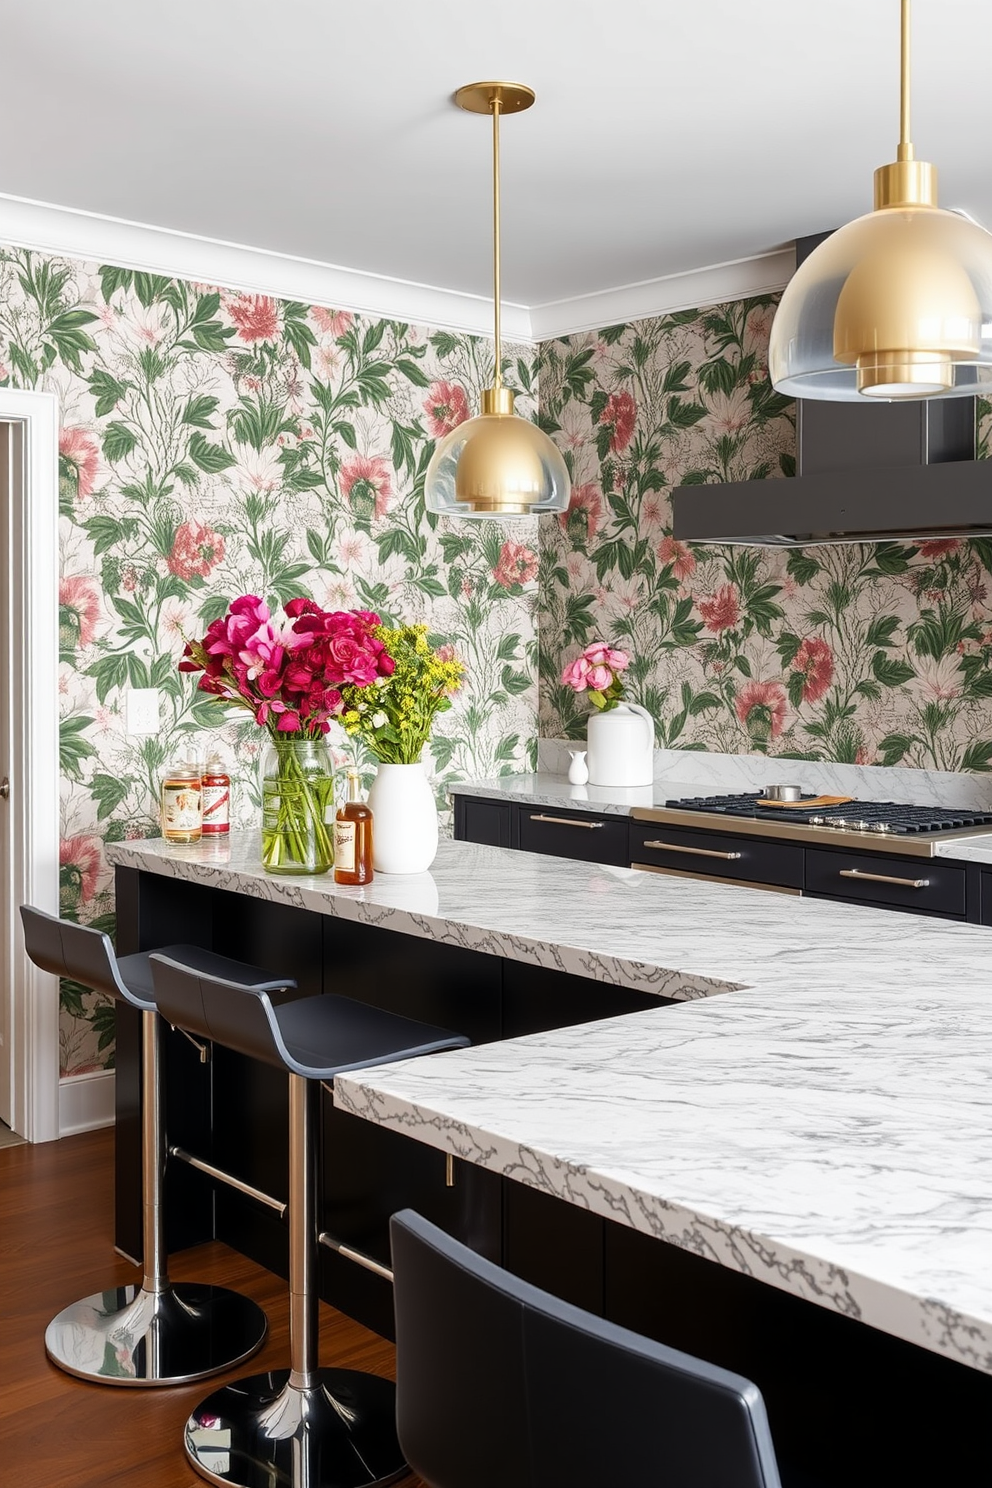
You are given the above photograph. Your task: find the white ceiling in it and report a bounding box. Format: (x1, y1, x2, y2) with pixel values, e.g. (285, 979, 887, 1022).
(1, 0, 990, 316)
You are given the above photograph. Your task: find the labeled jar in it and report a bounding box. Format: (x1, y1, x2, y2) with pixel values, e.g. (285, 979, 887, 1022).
(162, 762, 202, 843)
(202, 752, 231, 836)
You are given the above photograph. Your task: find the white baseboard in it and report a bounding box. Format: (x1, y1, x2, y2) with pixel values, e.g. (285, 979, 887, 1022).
(59, 1069, 116, 1136)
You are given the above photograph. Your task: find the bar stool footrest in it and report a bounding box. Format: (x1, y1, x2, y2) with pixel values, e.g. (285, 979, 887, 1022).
(184, 1368, 407, 1488)
(45, 1282, 267, 1387)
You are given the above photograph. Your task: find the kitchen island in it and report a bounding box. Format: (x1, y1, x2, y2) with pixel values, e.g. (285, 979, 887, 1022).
(106, 833, 992, 1485)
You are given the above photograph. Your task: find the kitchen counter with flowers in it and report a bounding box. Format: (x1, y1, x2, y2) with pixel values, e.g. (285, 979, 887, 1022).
(109, 828, 992, 1484)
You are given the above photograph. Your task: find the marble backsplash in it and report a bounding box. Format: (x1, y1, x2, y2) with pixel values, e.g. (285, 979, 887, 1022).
(537, 738, 992, 809)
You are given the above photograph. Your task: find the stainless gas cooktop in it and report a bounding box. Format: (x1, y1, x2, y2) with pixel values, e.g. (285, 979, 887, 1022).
(633, 792, 992, 857)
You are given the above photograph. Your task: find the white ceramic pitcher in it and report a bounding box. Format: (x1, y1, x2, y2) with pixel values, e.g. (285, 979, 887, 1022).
(586, 703, 654, 787)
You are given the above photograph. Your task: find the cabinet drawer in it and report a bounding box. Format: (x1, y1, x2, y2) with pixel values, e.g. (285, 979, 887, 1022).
(806, 848, 965, 917)
(517, 808, 629, 866)
(630, 823, 803, 888)
(457, 796, 514, 849)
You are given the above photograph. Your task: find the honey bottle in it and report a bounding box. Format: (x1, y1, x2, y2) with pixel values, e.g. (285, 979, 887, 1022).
(334, 769, 373, 885)
(161, 761, 202, 843)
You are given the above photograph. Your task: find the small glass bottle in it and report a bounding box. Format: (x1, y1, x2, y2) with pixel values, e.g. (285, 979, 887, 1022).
(334, 769, 373, 885)
(201, 751, 231, 836)
(161, 761, 202, 843)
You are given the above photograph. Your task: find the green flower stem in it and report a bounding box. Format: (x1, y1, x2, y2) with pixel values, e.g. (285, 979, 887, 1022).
(261, 736, 334, 874)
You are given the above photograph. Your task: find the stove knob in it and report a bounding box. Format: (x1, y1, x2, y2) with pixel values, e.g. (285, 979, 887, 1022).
(852, 820, 870, 832)
(808, 815, 826, 826)
(828, 817, 848, 829)
(870, 822, 893, 834)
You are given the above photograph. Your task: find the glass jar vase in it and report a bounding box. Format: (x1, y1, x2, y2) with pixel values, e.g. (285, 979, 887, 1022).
(260, 736, 335, 875)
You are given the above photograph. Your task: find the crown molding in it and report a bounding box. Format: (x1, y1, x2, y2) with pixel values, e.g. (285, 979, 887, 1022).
(0, 192, 532, 343)
(529, 249, 795, 341)
(0, 192, 794, 347)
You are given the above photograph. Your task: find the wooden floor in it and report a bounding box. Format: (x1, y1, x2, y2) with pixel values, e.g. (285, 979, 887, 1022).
(0, 1127, 426, 1487)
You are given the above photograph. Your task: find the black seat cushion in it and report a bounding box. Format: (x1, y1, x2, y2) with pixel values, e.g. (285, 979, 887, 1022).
(118, 944, 295, 1008)
(272, 993, 469, 1079)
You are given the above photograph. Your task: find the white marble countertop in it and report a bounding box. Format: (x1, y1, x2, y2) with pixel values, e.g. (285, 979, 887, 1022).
(935, 834, 992, 866)
(337, 977, 992, 1374)
(108, 831, 992, 1374)
(447, 772, 682, 816)
(105, 832, 992, 1003)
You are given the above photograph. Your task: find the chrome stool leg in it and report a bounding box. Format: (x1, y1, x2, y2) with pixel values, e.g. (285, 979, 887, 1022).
(45, 1009, 268, 1386)
(184, 1075, 406, 1487)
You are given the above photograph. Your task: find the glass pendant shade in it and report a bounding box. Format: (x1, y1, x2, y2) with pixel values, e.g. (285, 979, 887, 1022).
(769, 205, 992, 401)
(769, 0, 992, 403)
(425, 79, 570, 518)
(424, 387, 570, 518)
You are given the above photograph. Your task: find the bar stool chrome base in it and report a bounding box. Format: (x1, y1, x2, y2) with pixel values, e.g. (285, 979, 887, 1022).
(184, 1369, 407, 1488)
(45, 1282, 267, 1387)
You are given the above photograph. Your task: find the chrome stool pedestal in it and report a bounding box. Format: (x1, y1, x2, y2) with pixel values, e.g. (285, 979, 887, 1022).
(19, 908, 280, 1387)
(184, 1078, 406, 1488)
(148, 953, 469, 1488)
(45, 1007, 268, 1387)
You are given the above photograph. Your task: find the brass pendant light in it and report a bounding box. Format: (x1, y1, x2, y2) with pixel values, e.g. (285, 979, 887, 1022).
(424, 82, 570, 517)
(769, 0, 992, 401)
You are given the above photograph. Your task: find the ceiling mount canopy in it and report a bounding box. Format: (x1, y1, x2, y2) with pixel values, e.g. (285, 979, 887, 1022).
(769, 0, 992, 402)
(424, 81, 569, 519)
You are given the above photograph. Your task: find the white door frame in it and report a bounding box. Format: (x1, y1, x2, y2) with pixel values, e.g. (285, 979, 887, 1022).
(0, 388, 60, 1142)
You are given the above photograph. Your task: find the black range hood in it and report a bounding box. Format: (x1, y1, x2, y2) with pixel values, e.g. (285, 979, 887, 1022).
(672, 234, 991, 548)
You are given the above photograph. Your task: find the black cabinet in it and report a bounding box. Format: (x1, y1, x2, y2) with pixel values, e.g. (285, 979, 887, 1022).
(453, 793, 516, 849)
(630, 821, 803, 890)
(981, 869, 992, 924)
(455, 790, 978, 920)
(805, 847, 966, 919)
(517, 806, 630, 865)
(115, 864, 671, 1340)
(604, 1220, 992, 1488)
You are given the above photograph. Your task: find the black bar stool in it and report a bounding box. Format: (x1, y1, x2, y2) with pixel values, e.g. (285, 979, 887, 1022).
(19, 905, 293, 1387)
(149, 953, 469, 1488)
(390, 1209, 785, 1488)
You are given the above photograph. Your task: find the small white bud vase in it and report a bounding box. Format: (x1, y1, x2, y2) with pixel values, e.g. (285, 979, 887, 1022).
(567, 749, 589, 784)
(586, 703, 654, 787)
(366, 760, 439, 874)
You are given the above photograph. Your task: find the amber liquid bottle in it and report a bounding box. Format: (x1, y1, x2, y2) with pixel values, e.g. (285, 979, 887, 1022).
(334, 769, 373, 884)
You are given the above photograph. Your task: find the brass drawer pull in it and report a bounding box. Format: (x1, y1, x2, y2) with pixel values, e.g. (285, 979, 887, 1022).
(839, 868, 930, 889)
(529, 813, 604, 829)
(642, 840, 742, 861)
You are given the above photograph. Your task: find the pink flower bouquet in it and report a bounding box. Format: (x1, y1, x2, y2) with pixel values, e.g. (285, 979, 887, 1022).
(560, 641, 631, 712)
(179, 596, 396, 873)
(179, 595, 394, 736)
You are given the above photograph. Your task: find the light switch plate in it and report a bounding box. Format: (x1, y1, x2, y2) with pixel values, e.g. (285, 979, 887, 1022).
(126, 687, 160, 735)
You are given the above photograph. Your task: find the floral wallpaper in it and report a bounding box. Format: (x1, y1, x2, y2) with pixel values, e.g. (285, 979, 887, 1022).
(0, 245, 540, 1075)
(539, 296, 992, 774)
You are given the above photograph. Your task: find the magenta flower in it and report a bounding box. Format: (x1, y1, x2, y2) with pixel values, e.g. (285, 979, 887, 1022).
(180, 596, 397, 739)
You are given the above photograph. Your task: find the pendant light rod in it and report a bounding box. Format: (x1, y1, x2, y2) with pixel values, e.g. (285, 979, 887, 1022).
(492, 94, 503, 388)
(452, 81, 534, 393)
(898, 0, 913, 161)
(425, 79, 571, 518)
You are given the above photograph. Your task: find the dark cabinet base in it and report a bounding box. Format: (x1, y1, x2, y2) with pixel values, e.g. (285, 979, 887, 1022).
(455, 790, 985, 921)
(115, 867, 661, 1340)
(605, 1224, 992, 1488)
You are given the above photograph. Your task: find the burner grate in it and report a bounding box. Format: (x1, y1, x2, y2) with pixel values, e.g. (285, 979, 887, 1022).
(664, 793, 992, 834)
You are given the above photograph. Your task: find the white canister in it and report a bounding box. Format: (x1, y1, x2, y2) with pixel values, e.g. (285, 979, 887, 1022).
(366, 760, 439, 874)
(586, 703, 655, 787)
